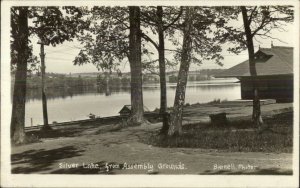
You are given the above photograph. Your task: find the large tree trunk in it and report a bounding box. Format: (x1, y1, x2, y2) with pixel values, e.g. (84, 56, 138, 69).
(128, 6, 144, 125)
(168, 7, 194, 136)
(11, 7, 29, 145)
(241, 6, 263, 126)
(39, 43, 50, 129)
(157, 6, 169, 134)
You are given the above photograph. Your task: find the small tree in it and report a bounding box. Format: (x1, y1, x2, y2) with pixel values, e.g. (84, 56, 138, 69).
(240, 6, 293, 126)
(168, 7, 194, 136)
(167, 7, 225, 136)
(140, 6, 183, 134)
(218, 6, 294, 126)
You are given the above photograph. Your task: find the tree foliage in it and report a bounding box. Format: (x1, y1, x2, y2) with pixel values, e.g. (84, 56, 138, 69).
(74, 6, 180, 73)
(166, 6, 232, 136)
(218, 6, 294, 53)
(74, 6, 130, 72)
(29, 6, 90, 45)
(11, 6, 89, 73)
(166, 7, 232, 68)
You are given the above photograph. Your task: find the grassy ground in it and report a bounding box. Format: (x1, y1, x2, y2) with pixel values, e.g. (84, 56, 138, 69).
(143, 112, 293, 153)
(10, 102, 293, 175)
(24, 123, 124, 143)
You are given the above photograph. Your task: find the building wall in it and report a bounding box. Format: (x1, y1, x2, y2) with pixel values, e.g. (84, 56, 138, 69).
(240, 75, 293, 102)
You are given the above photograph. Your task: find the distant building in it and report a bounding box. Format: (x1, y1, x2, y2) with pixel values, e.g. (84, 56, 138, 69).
(166, 70, 222, 82)
(143, 73, 159, 83)
(216, 46, 293, 102)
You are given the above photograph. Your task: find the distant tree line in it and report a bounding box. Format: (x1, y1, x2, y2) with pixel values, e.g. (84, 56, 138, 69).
(13, 73, 132, 90)
(20, 69, 223, 89)
(167, 69, 224, 83)
(11, 74, 95, 90)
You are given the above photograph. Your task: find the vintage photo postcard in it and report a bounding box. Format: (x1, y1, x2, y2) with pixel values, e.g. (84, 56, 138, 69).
(1, 0, 299, 187)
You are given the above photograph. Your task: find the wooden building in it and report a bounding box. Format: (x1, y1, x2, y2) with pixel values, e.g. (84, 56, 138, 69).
(216, 46, 293, 102)
(119, 105, 150, 116)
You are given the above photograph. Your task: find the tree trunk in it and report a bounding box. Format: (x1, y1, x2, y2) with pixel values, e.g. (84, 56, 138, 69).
(157, 6, 169, 134)
(129, 6, 144, 125)
(11, 7, 29, 145)
(39, 43, 50, 128)
(241, 6, 263, 126)
(168, 7, 194, 136)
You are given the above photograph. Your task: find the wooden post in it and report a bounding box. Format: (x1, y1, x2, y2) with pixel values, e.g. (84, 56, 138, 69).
(39, 40, 50, 128)
(209, 113, 227, 126)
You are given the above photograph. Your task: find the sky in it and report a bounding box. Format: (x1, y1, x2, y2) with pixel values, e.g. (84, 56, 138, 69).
(30, 9, 295, 74)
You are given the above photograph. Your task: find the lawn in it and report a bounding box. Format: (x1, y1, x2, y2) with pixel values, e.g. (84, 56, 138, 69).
(143, 112, 293, 153)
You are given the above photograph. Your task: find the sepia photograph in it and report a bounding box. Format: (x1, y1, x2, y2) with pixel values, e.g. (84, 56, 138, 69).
(1, 0, 299, 187)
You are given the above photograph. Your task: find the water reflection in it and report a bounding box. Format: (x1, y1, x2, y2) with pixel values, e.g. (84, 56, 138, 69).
(26, 82, 239, 102)
(26, 85, 132, 102)
(24, 80, 241, 127)
(193, 84, 239, 91)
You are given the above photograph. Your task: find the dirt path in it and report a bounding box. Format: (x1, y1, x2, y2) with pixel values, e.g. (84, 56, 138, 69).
(11, 121, 292, 175)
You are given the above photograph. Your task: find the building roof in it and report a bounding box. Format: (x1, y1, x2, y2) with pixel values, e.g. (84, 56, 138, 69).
(119, 105, 132, 114)
(119, 105, 150, 114)
(215, 46, 293, 78)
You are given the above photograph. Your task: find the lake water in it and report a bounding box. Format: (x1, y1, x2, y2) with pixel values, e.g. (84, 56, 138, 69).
(25, 78, 241, 127)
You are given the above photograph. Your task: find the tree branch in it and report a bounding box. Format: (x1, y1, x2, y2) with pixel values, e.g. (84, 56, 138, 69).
(114, 16, 130, 29)
(251, 18, 271, 38)
(141, 32, 159, 50)
(100, 36, 129, 43)
(163, 7, 183, 31)
(140, 11, 158, 27)
(248, 6, 257, 25)
(256, 33, 288, 44)
(165, 49, 181, 53)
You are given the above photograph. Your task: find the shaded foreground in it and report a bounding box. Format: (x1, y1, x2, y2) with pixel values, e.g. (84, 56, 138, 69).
(11, 102, 293, 175)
